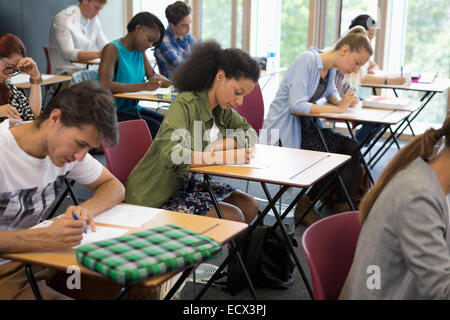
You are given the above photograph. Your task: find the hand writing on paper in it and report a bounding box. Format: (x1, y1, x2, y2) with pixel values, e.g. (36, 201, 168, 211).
(337, 89, 359, 112)
(62, 205, 96, 232)
(43, 216, 84, 249)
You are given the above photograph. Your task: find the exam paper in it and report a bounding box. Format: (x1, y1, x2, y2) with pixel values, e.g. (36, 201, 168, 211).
(121, 86, 174, 95)
(227, 147, 272, 169)
(31, 220, 129, 249)
(10, 74, 53, 84)
(73, 226, 129, 249)
(93, 204, 163, 228)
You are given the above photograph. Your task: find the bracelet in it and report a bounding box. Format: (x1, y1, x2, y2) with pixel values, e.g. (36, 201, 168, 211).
(30, 74, 43, 85)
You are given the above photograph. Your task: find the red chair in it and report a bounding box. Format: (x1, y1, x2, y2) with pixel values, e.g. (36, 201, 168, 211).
(102, 120, 153, 184)
(233, 83, 264, 134)
(301, 211, 361, 300)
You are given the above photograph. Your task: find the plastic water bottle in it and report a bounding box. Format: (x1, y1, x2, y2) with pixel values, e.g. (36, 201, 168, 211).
(266, 44, 276, 73)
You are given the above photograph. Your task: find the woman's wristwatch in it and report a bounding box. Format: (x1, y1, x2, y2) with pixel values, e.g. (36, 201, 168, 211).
(384, 77, 388, 85)
(30, 74, 43, 85)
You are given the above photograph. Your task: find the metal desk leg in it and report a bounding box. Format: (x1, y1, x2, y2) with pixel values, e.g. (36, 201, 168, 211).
(260, 183, 314, 299)
(163, 266, 195, 300)
(202, 175, 257, 300)
(25, 264, 43, 300)
(314, 121, 355, 211)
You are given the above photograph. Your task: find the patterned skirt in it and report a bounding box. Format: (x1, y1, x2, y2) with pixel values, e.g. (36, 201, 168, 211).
(161, 174, 235, 216)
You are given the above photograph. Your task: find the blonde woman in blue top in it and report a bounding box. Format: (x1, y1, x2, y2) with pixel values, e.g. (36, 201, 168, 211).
(98, 12, 171, 139)
(262, 29, 372, 225)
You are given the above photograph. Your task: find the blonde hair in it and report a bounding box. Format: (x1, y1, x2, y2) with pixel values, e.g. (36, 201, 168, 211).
(327, 26, 372, 90)
(359, 114, 450, 224)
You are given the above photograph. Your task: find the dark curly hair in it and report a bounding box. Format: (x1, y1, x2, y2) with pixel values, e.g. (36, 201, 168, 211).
(172, 40, 260, 92)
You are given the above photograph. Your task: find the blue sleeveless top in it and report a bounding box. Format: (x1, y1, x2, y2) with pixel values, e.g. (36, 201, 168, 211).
(110, 39, 145, 112)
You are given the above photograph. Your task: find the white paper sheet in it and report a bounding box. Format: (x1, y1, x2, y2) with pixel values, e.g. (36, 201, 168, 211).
(10, 73, 53, 84)
(226, 147, 272, 169)
(121, 86, 174, 95)
(93, 204, 163, 228)
(73, 226, 129, 249)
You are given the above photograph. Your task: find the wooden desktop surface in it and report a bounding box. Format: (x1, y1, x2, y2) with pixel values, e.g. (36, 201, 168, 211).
(1, 208, 247, 287)
(190, 144, 351, 188)
(292, 106, 412, 125)
(70, 58, 101, 65)
(114, 92, 172, 104)
(14, 75, 72, 90)
(361, 77, 450, 93)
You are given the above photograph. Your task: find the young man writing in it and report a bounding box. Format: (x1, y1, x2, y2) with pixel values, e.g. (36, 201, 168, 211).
(0, 81, 155, 299)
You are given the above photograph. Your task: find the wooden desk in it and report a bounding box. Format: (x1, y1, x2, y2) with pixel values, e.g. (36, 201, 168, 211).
(361, 77, 450, 93)
(70, 58, 101, 69)
(114, 92, 173, 118)
(292, 107, 412, 182)
(190, 144, 351, 299)
(114, 92, 173, 104)
(1, 207, 247, 299)
(361, 77, 450, 154)
(13, 74, 72, 90)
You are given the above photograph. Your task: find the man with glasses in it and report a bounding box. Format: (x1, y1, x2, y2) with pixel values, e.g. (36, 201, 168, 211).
(0, 33, 43, 122)
(48, 0, 108, 77)
(154, 1, 197, 78)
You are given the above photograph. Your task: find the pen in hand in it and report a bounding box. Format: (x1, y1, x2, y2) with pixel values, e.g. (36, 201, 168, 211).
(72, 213, 88, 233)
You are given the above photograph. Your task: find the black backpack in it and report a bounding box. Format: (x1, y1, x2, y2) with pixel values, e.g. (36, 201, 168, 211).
(226, 224, 297, 294)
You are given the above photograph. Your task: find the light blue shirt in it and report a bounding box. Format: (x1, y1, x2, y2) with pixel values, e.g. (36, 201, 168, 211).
(262, 47, 337, 149)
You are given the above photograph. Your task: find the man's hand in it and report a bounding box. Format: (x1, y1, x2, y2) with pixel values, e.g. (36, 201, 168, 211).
(61, 205, 96, 232)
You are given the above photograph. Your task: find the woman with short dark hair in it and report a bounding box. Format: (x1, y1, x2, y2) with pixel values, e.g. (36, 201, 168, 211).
(98, 12, 170, 139)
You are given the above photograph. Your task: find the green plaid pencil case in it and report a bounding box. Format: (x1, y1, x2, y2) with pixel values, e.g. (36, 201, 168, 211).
(75, 224, 222, 285)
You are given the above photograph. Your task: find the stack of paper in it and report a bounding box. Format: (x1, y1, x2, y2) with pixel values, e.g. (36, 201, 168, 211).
(362, 95, 411, 110)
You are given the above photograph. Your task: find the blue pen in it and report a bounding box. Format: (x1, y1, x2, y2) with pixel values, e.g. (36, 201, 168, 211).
(72, 213, 88, 233)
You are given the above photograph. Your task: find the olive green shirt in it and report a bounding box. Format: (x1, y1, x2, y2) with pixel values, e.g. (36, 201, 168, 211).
(125, 90, 257, 208)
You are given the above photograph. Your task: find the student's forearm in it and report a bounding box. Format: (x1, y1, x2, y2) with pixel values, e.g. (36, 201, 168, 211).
(79, 179, 125, 216)
(100, 81, 149, 94)
(76, 51, 100, 61)
(0, 229, 51, 253)
(309, 103, 342, 113)
(28, 83, 42, 117)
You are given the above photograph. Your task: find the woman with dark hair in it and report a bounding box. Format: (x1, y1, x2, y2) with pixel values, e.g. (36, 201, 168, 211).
(340, 114, 450, 299)
(0, 33, 42, 121)
(126, 41, 260, 224)
(98, 12, 171, 139)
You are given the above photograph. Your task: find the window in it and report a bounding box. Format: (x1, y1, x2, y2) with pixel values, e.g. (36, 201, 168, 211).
(201, 0, 233, 47)
(280, 0, 309, 67)
(402, 0, 449, 128)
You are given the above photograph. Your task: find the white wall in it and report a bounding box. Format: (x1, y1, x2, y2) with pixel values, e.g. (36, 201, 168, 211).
(98, 0, 125, 41)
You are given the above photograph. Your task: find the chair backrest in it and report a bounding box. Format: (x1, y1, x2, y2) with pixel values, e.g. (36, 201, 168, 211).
(102, 120, 152, 185)
(233, 83, 264, 134)
(43, 46, 50, 74)
(301, 211, 362, 300)
(70, 69, 98, 85)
